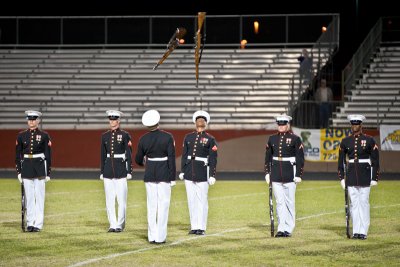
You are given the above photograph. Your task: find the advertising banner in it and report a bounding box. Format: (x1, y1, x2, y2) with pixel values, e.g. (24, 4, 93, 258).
(292, 127, 352, 162)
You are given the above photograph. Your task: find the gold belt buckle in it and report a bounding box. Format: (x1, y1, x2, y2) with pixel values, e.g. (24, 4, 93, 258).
(28, 154, 33, 158)
(278, 157, 282, 161)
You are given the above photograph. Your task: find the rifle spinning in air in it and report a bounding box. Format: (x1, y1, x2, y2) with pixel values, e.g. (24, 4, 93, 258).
(153, 27, 187, 70)
(195, 12, 206, 88)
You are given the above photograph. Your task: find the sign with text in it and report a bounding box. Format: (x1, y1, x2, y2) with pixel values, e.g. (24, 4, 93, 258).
(292, 127, 352, 162)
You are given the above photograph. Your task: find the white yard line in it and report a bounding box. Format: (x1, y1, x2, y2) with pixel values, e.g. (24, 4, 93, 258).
(68, 202, 400, 267)
(68, 227, 248, 267)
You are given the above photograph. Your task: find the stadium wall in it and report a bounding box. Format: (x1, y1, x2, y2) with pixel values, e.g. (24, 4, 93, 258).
(1, 129, 398, 173)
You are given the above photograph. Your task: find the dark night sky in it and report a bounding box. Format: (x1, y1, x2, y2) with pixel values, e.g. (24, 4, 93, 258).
(1, 0, 398, 69)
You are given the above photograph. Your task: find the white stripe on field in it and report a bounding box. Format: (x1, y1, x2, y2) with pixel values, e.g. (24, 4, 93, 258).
(68, 203, 400, 267)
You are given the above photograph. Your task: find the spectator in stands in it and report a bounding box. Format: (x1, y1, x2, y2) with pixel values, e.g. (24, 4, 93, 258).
(314, 78, 334, 128)
(298, 49, 313, 85)
(15, 110, 52, 232)
(338, 114, 380, 240)
(179, 110, 218, 236)
(264, 114, 304, 237)
(100, 110, 132, 233)
(135, 110, 176, 244)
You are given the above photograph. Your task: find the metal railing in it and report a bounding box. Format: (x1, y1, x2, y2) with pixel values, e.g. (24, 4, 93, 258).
(290, 99, 399, 129)
(341, 18, 383, 99)
(288, 15, 340, 115)
(0, 14, 338, 48)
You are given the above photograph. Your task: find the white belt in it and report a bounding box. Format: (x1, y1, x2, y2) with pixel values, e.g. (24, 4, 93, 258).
(187, 156, 208, 164)
(107, 153, 125, 159)
(147, 157, 168, 161)
(273, 156, 295, 162)
(349, 159, 371, 164)
(24, 153, 45, 159)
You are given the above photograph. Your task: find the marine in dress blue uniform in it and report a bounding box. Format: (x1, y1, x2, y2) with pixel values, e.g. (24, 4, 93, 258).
(135, 110, 176, 244)
(264, 114, 304, 237)
(338, 114, 379, 240)
(15, 110, 52, 232)
(100, 110, 132, 232)
(179, 110, 218, 235)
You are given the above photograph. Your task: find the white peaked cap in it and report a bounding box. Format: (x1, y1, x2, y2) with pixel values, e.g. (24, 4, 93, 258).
(347, 114, 366, 122)
(275, 114, 292, 122)
(192, 110, 210, 123)
(106, 110, 123, 118)
(142, 110, 160, 127)
(25, 110, 42, 117)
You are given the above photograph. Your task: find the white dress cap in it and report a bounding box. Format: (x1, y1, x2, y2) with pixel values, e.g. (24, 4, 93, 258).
(25, 110, 42, 119)
(347, 114, 366, 123)
(192, 110, 210, 123)
(275, 114, 292, 123)
(142, 109, 160, 127)
(106, 110, 123, 118)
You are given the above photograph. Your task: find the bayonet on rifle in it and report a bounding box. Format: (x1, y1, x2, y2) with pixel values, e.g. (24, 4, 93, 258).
(195, 12, 206, 87)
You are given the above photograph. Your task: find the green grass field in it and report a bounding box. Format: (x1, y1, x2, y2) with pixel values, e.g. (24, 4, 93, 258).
(0, 179, 399, 267)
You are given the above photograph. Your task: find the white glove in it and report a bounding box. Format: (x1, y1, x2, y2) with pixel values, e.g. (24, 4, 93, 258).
(17, 174, 22, 183)
(265, 174, 270, 184)
(178, 173, 184, 180)
(170, 181, 176, 187)
(100, 174, 104, 180)
(127, 174, 132, 180)
(370, 180, 378, 186)
(293, 177, 302, 184)
(208, 177, 216, 185)
(340, 179, 345, 190)
(45, 176, 51, 182)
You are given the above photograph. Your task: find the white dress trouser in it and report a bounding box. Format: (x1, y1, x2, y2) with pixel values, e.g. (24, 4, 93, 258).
(103, 178, 128, 229)
(23, 178, 46, 229)
(272, 182, 297, 234)
(348, 186, 371, 235)
(145, 182, 171, 242)
(184, 180, 209, 231)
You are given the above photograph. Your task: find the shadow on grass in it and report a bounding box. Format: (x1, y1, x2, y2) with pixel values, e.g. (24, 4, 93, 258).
(320, 224, 347, 237)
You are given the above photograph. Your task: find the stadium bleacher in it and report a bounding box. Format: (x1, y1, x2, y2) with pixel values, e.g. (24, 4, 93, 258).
(0, 47, 328, 129)
(332, 46, 400, 128)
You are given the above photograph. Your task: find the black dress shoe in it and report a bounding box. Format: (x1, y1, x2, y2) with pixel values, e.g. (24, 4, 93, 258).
(115, 228, 122, 232)
(275, 231, 285, 237)
(32, 227, 40, 232)
(195, 230, 205, 235)
(108, 228, 116, 233)
(149, 241, 156, 244)
(155, 241, 166, 244)
(352, 234, 360, 239)
(284, 231, 292, 237)
(27, 226, 34, 232)
(358, 234, 367, 240)
(188, 230, 198, 235)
